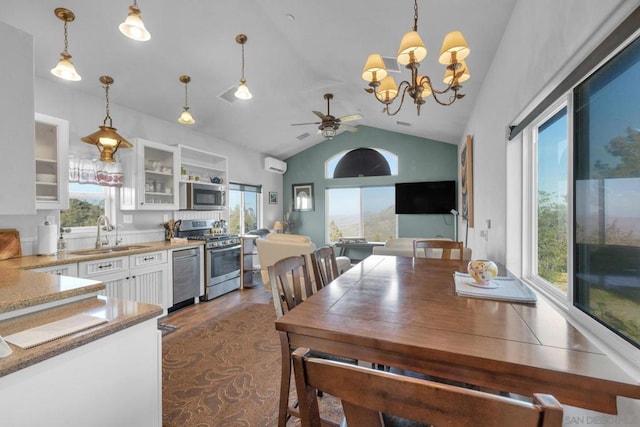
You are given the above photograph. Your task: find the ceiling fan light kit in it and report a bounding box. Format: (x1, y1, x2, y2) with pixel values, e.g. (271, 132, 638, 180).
(362, 0, 470, 116)
(291, 93, 362, 140)
(50, 8, 82, 82)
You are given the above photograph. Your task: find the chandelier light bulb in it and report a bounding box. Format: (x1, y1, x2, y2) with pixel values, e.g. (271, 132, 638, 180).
(235, 80, 253, 100)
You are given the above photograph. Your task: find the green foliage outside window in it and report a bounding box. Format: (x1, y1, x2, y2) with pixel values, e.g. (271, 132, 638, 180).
(61, 199, 105, 227)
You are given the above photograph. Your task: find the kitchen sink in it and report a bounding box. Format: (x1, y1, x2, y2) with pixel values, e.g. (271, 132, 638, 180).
(70, 245, 149, 256)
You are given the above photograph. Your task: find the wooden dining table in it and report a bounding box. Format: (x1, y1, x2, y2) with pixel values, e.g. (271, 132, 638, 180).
(275, 255, 640, 424)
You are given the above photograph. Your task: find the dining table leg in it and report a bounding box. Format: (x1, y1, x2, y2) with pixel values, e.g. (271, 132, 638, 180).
(278, 331, 292, 427)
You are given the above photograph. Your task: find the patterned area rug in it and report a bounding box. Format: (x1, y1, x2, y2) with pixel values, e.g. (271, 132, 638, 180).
(162, 302, 342, 426)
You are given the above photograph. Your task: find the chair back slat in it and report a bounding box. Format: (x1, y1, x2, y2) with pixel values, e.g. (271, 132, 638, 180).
(312, 246, 340, 290)
(268, 255, 313, 318)
(292, 347, 563, 427)
(413, 239, 464, 260)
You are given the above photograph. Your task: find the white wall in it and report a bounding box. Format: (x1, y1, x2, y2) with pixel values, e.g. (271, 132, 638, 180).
(0, 76, 284, 253)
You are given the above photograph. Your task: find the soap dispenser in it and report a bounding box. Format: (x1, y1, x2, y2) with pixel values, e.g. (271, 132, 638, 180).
(57, 227, 69, 255)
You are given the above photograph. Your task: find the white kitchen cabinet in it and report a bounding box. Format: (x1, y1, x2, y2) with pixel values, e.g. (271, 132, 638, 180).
(35, 113, 69, 210)
(78, 251, 169, 311)
(30, 262, 78, 277)
(0, 22, 35, 215)
(121, 138, 179, 210)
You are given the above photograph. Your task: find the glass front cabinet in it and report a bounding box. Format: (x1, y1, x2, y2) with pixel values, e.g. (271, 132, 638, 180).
(35, 113, 69, 210)
(121, 138, 179, 210)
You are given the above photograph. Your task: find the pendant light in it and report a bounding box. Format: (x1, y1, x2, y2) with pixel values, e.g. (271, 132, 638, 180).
(178, 75, 195, 125)
(50, 8, 81, 81)
(81, 76, 133, 162)
(234, 34, 252, 100)
(119, 0, 151, 41)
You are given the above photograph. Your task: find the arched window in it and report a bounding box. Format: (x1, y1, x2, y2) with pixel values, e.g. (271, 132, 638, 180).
(325, 148, 398, 179)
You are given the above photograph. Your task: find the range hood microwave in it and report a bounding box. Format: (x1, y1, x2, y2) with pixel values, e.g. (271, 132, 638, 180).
(179, 182, 225, 210)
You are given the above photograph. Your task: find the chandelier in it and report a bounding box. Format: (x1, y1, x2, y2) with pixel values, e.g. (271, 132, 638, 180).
(50, 8, 81, 82)
(361, 0, 470, 116)
(178, 75, 195, 125)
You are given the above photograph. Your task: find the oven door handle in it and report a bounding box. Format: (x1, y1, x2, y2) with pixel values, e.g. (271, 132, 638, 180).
(208, 244, 241, 253)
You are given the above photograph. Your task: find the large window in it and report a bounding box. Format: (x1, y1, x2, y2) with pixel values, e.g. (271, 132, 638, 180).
(229, 183, 261, 235)
(525, 34, 640, 350)
(326, 186, 395, 242)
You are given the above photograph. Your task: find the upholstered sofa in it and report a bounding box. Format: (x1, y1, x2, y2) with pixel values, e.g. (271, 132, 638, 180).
(372, 237, 472, 260)
(256, 233, 351, 292)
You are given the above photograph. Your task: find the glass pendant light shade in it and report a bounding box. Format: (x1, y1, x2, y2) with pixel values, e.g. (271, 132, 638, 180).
(362, 54, 388, 82)
(438, 30, 470, 65)
(443, 60, 470, 85)
(376, 76, 399, 102)
(397, 31, 427, 65)
(51, 53, 81, 81)
(235, 79, 253, 100)
(178, 109, 195, 125)
(119, 5, 151, 41)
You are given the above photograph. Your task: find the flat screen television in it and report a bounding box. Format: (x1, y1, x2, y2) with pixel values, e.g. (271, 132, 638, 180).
(395, 180, 456, 214)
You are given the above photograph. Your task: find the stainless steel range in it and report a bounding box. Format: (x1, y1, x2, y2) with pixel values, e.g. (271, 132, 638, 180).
(175, 219, 241, 301)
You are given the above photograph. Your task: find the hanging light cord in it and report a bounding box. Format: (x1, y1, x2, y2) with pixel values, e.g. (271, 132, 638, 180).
(63, 20, 69, 54)
(184, 82, 189, 109)
(103, 82, 112, 127)
(412, 0, 419, 32)
(240, 42, 246, 81)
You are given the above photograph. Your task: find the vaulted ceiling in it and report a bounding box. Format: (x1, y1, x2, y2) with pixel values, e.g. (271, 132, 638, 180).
(2, 0, 517, 158)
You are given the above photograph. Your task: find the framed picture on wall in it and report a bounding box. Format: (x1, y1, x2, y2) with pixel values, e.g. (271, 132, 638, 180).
(460, 134, 474, 227)
(292, 183, 314, 211)
(269, 191, 278, 204)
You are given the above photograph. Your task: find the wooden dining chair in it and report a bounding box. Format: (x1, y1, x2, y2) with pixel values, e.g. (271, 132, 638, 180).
(292, 347, 564, 427)
(311, 246, 341, 290)
(413, 239, 464, 260)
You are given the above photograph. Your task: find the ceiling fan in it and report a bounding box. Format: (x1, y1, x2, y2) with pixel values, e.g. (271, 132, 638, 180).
(291, 93, 362, 139)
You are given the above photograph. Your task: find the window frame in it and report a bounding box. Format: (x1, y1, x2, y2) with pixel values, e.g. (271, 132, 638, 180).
(521, 31, 640, 369)
(228, 182, 263, 235)
(62, 184, 115, 234)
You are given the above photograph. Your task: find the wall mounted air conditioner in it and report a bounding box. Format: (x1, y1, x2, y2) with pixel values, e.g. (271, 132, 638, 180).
(264, 157, 287, 174)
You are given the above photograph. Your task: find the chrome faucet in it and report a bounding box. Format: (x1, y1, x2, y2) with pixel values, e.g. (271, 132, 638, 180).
(96, 215, 112, 248)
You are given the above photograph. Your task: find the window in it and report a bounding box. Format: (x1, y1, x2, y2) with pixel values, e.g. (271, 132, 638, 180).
(60, 183, 111, 229)
(326, 149, 398, 178)
(326, 186, 395, 243)
(524, 34, 640, 350)
(229, 183, 262, 235)
(534, 106, 569, 293)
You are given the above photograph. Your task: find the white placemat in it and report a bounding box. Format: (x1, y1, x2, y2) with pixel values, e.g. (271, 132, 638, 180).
(454, 272, 537, 304)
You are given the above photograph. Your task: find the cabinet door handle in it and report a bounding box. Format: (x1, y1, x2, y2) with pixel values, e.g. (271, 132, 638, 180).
(98, 263, 113, 269)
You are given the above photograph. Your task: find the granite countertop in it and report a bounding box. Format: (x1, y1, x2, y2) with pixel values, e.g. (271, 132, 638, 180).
(0, 269, 104, 316)
(0, 239, 204, 270)
(0, 296, 162, 378)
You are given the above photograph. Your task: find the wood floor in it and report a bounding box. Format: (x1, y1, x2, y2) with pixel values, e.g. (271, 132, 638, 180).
(160, 283, 272, 331)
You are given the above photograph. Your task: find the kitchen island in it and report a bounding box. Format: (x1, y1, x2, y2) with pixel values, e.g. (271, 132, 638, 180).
(0, 256, 163, 426)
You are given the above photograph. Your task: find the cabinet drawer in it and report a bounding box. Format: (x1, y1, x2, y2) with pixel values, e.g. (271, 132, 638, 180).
(130, 251, 167, 268)
(30, 263, 78, 277)
(79, 256, 129, 277)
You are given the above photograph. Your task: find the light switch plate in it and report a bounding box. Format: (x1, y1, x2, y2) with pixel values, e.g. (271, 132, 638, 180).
(123, 215, 133, 224)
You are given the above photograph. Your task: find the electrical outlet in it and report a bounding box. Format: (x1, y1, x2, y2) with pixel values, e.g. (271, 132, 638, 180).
(162, 214, 169, 223)
(480, 230, 487, 238)
(123, 215, 133, 224)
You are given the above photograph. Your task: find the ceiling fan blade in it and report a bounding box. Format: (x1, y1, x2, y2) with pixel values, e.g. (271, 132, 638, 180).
(338, 113, 363, 123)
(313, 111, 328, 120)
(341, 124, 359, 132)
(291, 121, 321, 126)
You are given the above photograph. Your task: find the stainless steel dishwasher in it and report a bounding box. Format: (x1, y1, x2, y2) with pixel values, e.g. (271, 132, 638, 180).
(172, 247, 201, 310)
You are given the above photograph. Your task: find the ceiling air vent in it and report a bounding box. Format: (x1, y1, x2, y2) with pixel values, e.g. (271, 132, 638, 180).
(382, 56, 401, 73)
(218, 86, 238, 104)
(296, 132, 311, 141)
(396, 121, 411, 127)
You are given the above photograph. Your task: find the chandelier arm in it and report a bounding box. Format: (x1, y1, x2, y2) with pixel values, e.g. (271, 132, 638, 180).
(384, 84, 412, 116)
